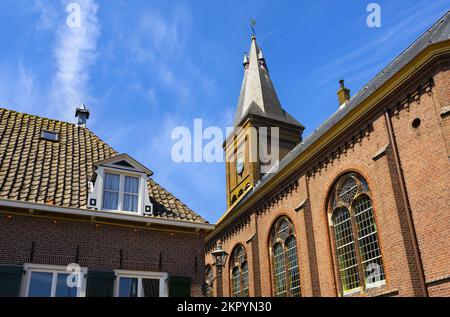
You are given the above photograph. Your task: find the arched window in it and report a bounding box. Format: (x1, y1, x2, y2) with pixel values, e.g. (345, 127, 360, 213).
(328, 172, 385, 294)
(205, 265, 214, 297)
(270, 217, 301, 297)
(230, 245, 249, 297)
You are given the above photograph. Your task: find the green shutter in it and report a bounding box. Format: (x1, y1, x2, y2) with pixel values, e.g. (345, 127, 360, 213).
(0, 265, 23, 297)
(86, 271, 115, 297)
(169, 276, 192, 297)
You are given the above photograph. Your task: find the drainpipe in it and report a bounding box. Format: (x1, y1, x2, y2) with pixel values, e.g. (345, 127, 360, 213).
(384, 110, 428, 297)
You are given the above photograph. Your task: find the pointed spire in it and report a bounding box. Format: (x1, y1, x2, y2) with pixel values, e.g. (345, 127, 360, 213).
(233, 36, 303, 128)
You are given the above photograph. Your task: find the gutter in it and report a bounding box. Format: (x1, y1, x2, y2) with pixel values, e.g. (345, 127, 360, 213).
(0, 198, 215, 232)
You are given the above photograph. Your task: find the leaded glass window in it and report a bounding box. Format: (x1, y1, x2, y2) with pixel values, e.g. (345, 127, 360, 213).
(354, 196, 385, 287)
(270, 217, 301, 297)
(230, 245, 249, 297)
(205, 265, 214, 297)
(231, 267, 241, 297)
(328, 173, 385, 295)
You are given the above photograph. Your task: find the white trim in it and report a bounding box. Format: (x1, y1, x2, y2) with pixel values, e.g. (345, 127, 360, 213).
(0, 198, 215, 231)
(21, 263, 88, 297)
(114, 270, 168, 297)
(101, 170, 143, 214)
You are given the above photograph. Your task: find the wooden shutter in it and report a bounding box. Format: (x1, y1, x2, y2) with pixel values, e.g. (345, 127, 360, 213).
(169, 276, 191, 297)
(86, 271, 115, 297)
(0, 265, 23, 297)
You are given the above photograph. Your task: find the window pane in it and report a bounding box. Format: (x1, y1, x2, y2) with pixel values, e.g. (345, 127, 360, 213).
(333, 207, 360, 293)
(231, 267, 241, 297)
(241, 262, 249, 297)
(103, 173, 120, 210)
(104, 173, 120, 191)
(142, 279, 160, 297)
(339, 178, 358, 205)
(123, 194, 138, 212)
(124, 176, 139, 194)
(28, 272, 53, 297)
(354, 196, 385, 286)
(55, 273, 77, 297)
(286, 237, 301, 297)
(118, 277, 139, 297)
(103, 191, 119, 210)
(205, 266, 214, 297)
(273, 243, 287, 297)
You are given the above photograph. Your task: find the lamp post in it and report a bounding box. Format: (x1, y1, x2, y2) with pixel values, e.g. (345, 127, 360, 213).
(206, 243, 228, 297)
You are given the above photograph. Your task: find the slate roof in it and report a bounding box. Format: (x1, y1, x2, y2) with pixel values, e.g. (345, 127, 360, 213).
(234, 36, 304, 128)
(0, 107, 207, 224)
(233, 10, 450, 212)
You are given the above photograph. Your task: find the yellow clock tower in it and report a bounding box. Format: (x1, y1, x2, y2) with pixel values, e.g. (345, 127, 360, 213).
(224, 36, 304, 207)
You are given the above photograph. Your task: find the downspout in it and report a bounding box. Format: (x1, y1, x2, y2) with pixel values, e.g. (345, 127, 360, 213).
(384, 110, 428, 297)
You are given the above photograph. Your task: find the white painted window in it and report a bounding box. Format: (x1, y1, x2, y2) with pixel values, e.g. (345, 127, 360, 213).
(22, 264, 87, 297)
(102, 172, 141, 213)
(114, 270, 168, 297)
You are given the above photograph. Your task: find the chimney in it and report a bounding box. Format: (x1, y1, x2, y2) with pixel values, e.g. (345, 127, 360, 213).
(337, 79, 351, 109)
(75, 103, 90, 127)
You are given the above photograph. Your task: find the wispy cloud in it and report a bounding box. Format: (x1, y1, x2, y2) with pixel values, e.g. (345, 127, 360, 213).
(52, 0, 100, 120)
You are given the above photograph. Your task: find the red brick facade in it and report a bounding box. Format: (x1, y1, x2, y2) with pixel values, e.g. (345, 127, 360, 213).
(206, 52, 450, 297)
(0, 212, 207, 297)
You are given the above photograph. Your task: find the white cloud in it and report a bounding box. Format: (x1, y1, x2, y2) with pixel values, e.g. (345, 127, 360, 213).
(51, 0, 100, 121)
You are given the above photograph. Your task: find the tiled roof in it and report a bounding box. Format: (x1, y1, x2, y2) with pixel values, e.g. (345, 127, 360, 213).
(0, 107, 207, 224)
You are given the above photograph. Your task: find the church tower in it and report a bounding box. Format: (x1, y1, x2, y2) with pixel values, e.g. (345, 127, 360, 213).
(224, 35, 304, 207)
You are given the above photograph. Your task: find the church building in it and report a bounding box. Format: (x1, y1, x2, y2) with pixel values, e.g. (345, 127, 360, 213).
(205, 12, 450, 297)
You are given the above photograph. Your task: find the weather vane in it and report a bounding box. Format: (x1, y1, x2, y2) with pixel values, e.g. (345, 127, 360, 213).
(250, 18, 256, 36)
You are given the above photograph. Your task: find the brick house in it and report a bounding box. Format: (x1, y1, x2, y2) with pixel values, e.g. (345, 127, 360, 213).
(0, 105, 214, 297)
(205, 12, 450, 297)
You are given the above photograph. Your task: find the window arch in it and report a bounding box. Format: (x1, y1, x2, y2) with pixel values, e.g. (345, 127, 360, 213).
(269, 217, 301, 297)
(230, 245, 249, 297)
(205, 265, 214, 297)
(328, 172, 385, 294)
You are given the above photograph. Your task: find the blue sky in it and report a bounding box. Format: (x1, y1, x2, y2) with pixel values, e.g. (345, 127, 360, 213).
(0, 0, 448, 223)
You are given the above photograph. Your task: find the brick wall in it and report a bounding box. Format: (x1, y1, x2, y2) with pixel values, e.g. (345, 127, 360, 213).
(0, 213, 206, 297)
(206, 58, 450, 297)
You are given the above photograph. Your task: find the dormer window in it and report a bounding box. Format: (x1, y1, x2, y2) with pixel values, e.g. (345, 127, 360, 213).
(102, 173, 140, 212)
(88, 154, 154, 216)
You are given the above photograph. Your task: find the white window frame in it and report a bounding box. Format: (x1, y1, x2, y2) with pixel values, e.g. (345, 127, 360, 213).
(114, 270, 168, 297)
(101, 168, 143, 214)
(21, 263, 88, 297)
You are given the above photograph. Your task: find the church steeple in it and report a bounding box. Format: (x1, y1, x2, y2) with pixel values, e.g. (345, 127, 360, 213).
(233, 36, 304, 130)
(224, 35, 305, 208)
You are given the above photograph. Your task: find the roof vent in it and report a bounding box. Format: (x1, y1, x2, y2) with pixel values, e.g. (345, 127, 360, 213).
(75, 103, 90, 127)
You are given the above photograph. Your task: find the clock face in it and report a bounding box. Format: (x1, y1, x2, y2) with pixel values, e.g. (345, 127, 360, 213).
(236, 155, 245, 175)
